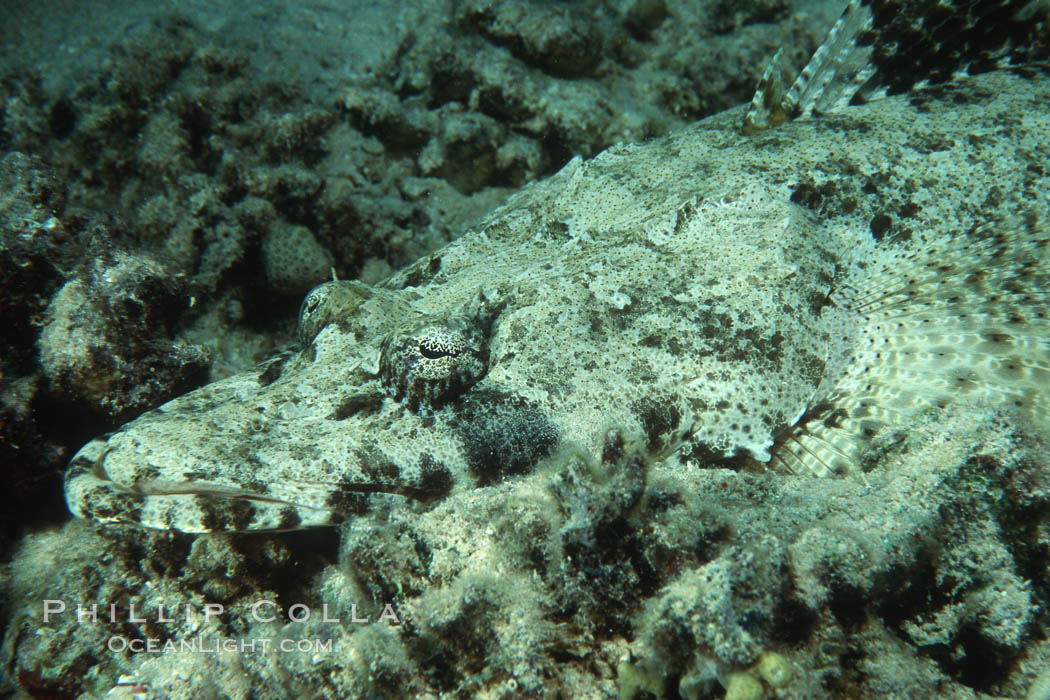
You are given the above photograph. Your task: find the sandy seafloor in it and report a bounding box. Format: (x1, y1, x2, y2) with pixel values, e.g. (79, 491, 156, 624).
(3, 0, 1050, 698)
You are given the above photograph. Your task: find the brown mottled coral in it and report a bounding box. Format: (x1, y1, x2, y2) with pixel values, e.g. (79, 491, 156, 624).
(38, 244, 210, 421)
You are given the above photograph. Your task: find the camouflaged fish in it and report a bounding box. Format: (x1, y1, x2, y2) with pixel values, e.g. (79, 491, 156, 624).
(65, 0, 1050, 532)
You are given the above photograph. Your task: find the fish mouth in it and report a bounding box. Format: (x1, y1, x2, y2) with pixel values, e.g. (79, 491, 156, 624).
(63, 428, 453, 533)
(63, 382, 562, 533)
(64, 436, 345, 532)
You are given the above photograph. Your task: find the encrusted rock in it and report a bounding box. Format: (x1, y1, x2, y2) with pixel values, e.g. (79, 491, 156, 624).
(38, 245, 210, 419)
(261, 222, 334, 296)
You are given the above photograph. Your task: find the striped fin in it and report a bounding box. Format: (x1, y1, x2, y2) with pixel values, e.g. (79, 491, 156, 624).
(772, 214, 1050, 477)
(744, 0, 1050, 132)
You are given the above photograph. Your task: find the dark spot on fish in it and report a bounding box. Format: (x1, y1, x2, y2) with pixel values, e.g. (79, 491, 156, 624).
(227, 501, 255, 531)
(982, 186, 1003, 210)
(197, 496, 255, 531)
(673, 201, 699, 233)
(65, 457, 94, 482)
(87, 486, 143, 525)
(483, 222, 510, 238)
(240, 477, 270, 495)
(278, 507, 302, 530)
(907, 133, 954, 153)
(400, 254, 443, 288)
(543, 220, 569, 239)
(257, 353, 291, 386)
(326, 485, 372, 516)
(739, 327, 785, 363)
(633, 396, 683, 452)
(809, 290, 832, 316)
(415, 453, 454, 498)
(127, 462, 162, 485)
(330, 393, 384, 420)
(790, 182, 831, 210)
(682, 441, 752, 470)
(357, 447, 400, 482)
(870, 213, 893, 241)
(451, 388, 559, 486)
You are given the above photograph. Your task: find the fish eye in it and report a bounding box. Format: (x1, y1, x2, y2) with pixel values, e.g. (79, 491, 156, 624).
(297, 280, 372, 345)
(380, 320, 489, 413)
(419, 337, 457, 359)
(299, 287, 323, 319)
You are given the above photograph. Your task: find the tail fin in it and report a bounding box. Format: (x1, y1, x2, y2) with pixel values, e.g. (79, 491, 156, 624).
(772, 214, 1050, 477)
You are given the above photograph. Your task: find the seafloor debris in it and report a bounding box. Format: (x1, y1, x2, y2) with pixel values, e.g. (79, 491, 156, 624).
(37, 243, 210, 420)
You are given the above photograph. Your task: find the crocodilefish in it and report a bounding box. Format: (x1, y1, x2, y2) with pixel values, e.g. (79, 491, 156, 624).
(65, 0, 1050, 532)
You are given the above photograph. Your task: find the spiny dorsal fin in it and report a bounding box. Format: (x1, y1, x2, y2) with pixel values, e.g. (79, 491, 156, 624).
(744, 0, 1050, 133)
(741, 48, 794, 133)
(772, 214, 1050, 477)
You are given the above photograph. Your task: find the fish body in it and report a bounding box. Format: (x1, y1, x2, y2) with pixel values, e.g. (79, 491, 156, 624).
(65, 3, 1050, 532)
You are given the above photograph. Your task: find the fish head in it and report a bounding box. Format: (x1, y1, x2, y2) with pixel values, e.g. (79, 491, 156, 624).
(65, 168, 837, 532)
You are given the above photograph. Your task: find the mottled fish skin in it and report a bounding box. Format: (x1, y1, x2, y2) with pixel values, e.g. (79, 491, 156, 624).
(65, 20, 1050, 532)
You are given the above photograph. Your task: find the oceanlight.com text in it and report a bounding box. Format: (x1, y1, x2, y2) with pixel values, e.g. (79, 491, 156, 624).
(107, 636, 334, 654)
